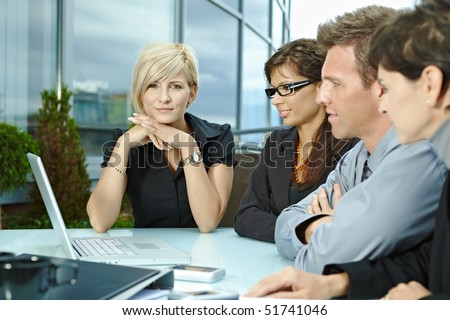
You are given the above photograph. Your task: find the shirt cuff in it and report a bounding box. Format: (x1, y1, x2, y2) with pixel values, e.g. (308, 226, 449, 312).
(295, 214, 329, 244)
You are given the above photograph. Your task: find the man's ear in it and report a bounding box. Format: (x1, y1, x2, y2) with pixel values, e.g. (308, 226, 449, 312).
(371, 80, 384, 99)
(378, 85, 385, 99)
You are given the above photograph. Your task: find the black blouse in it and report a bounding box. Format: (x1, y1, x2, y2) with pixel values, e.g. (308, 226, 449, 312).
(234, 127, 357, 243)
(101, 113, 235, 228)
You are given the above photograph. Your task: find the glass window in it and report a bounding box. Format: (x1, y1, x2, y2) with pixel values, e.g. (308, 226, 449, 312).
(241, 28, 270, 143)
(185, 0, 239, 129)
(285, 0, 291, 11)
(221, 0, 240, 11)
(71, 0, 174, 154)
(272, 2, 283, 48)
(2, 0, 291, 154)
(244, 0, 270, 37)
(0, 0, 57, 130)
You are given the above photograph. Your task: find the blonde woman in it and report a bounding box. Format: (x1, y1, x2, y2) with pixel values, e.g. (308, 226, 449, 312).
(87, 42, 235, 233)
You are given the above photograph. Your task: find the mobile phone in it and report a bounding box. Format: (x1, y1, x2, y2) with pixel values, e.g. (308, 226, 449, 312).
(168, 289, 238, 300)
(172, 265, 226, 283)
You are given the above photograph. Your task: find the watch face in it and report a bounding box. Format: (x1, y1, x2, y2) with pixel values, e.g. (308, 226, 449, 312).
(184, 152, 202, 165)
(192, 152, 201, 162)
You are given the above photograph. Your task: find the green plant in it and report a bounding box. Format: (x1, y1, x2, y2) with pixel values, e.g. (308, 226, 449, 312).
(28, 84, 92, 224)
(0, 123, 39, 194)
(0, 123, 39, 229)
(2, 206, 133, 229)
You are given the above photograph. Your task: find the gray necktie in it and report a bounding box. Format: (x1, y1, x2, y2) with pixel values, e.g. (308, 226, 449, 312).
(362, 160, 372, 181)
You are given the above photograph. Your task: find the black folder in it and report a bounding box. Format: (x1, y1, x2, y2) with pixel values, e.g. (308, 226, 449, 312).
(16, 253, 174, 300)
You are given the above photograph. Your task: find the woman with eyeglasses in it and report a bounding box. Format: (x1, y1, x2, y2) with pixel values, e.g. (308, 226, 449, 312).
(87, 42, 235, 233)
(234, 38, 356, 243)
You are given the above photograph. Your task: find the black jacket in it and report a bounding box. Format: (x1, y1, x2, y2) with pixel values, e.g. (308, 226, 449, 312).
(234, 127, 355, 243)
(324, 173, 450, 299)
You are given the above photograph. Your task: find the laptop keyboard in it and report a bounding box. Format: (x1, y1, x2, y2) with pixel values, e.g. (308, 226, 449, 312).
(73, 238, 136, 256)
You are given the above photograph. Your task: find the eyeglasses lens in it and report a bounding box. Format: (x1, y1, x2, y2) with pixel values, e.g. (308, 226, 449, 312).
(265, 81, 312, 99)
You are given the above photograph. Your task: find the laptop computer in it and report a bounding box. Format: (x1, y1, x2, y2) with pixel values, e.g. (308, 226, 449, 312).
(27, 153, 191, 266)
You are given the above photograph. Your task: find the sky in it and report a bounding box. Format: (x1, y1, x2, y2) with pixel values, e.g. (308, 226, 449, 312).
(290, 0, 416, 39)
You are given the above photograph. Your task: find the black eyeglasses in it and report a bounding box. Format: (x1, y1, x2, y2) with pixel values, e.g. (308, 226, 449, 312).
(265, 80, 315, 99)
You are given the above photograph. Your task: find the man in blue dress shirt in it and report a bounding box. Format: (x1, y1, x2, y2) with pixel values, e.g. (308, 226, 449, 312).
(274, 5, 448, 273)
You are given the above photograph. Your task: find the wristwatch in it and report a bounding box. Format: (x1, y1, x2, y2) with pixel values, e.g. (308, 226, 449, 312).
(182, 151, 203, 165)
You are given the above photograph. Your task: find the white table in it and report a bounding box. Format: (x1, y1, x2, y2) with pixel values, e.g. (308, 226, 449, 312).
(0, 227, 292, 295)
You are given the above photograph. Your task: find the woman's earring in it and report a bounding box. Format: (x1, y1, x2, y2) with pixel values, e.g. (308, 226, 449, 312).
(187, 101, 191, 106)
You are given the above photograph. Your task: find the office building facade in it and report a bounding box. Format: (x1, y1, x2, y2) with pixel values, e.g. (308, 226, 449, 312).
(1, 0, 291, 172)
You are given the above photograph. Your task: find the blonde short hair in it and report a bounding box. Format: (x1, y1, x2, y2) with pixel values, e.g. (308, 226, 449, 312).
(131, 42, 199, 113)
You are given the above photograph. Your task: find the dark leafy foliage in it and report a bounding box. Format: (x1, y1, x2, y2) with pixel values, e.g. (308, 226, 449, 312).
(0, 123, 39, 194)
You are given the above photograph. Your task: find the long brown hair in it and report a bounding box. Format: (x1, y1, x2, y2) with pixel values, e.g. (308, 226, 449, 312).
(265, 38, 352, 190)
(302, 118, 352, 191)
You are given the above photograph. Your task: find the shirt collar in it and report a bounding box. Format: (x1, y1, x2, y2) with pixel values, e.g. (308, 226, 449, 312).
(184, 112, 224, 146)
(430, 116, 450, 169)
(364, 126, 400, 171)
